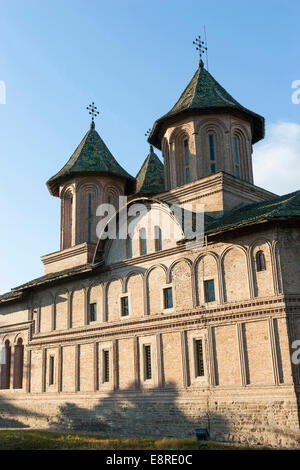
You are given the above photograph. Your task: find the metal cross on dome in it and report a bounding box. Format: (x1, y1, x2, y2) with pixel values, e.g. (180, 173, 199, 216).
(193, 35, 207, 60)
(86, 102, 99, 122)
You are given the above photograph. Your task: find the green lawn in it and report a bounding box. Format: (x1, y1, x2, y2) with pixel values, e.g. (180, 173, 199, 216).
(0, 430, 265, 450)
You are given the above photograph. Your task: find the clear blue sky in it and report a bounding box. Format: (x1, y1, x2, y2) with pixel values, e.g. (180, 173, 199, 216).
(0, 0, 299, 294)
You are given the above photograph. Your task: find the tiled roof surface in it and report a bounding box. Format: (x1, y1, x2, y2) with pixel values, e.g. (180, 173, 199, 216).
(135, 146, 165, 194)
(205, 190, 300, 236)
(47, 125, 134, 196)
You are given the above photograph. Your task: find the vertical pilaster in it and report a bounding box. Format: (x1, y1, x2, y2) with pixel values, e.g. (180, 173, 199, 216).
(94, 342, 98, 391)
(112, 339, 118, 390)
(58, 345, 63, 392)
(42, 348, 46, 393)
(75, 344, 80, 391)
(156, 334, 163, 387)
(268, 317, 280, 385)
(133, 336, 140, 389)
(207, 326, 216, 386)
(26, 349, 31, 393)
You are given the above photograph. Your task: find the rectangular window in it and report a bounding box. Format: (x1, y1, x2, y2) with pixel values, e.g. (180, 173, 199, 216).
(144, 345, 152, 380)
(103, 350, 110, 383)
(204, 279, 215, 303)
(164, 287, 173, 309)
(89, 303, 97, 322)
(121, 296, 129, 316)
(155, 226, 162, 251)
(49, 356, 55, 385)
(195, 339, 205, 377)
(209, 134, 215, 161)
(139, 228, 147, 255)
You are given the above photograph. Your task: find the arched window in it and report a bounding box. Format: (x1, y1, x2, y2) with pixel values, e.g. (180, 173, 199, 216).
(256, 251, 266, 272)
(13, 338, 24, 389)
(208, 133, 216, 174)
(184, 139, 191, 183)
(63, 191, 73, 249)
(139, 228, 147, 255)
(154, 226, 162, 251)
(0, 340, 11, 389)
(233, 136, 240, 178)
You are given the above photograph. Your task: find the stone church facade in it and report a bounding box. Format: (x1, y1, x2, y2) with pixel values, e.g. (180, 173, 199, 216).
(1, 58, 300, 448)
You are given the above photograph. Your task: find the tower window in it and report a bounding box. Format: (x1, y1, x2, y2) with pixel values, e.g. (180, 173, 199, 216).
(164, 287, 173, 309)
(139, 228, 147, 255)
(204, 279, 215, 302)
(127, 236, 133, 258)
(184, 139, 191, 183)
(121, 296, 129, 316)
(103, 350, 110, 383)
(63, 194, 72, 249)
(89, 303, 97, 322)
(49, 356, 55, 385)
(144, 345, 152, 380)
(256, 251, 266, 272)
(208, 134, 216, 174)
(233, 137, 240, 178)
(154, 226, 162, 252)
(88, 193, 92, 243)
(194, 339, 205, 377)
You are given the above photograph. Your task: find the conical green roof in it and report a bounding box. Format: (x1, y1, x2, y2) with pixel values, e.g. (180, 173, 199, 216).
(149, 60, 264, 149)
(135, 146, 165, 195)
(47, 123, 134, 196)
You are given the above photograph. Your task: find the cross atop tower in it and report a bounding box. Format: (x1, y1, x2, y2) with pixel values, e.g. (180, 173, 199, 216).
(86, 102, 99, 129)
(193, 35, 207, 63)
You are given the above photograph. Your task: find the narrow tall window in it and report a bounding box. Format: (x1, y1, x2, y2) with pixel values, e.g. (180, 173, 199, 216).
(184, 139, 191, 183)
(13, 338, 24, 389)
(195, 339, 205, 377)
(233, 137, 240, 178)
(154, 226, 162, 252)
(49, 356, 55, 386)
(87, 193, 92, 243)
(127, 236, 133, 258)
(63, 194, 72, 249)
(139, 228, 147, 255)
(144, 345, 152, 380)
(209, 134, 216, 174)
(121, 296, 129, 317)
(103, 350, 110, 383)
(256, 251, 266, 272)
(204, 280, 216, 303)
(164, 287, 173, 309)
(89, 303, 97, 322)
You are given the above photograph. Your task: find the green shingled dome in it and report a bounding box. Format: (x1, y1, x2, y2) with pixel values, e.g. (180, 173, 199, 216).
(149, 60, 264, 149)
(47, 124, 134, 196)
(135, 146, 165, 195)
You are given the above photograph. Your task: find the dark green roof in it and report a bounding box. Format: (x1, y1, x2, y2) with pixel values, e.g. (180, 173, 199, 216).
(149, 60, 264, 149)
(135, 146, 165, 195)
(205, 190, 300, 236)
(47, 123, 134, 196)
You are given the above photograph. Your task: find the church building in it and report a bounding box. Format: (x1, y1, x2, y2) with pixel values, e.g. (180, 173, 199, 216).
(1, 52, 300, 448)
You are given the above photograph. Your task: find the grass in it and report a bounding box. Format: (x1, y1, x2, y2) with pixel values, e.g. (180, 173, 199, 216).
(0, 430, 265, 450)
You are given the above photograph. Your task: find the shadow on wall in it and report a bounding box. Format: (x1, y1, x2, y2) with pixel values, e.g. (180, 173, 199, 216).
(49, 382, 231, 440)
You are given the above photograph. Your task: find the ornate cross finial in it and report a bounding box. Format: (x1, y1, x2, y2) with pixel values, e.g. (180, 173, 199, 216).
(193, 35, 207, 62)
(145, 128, 151, 138)
(86, 102, 99, 128)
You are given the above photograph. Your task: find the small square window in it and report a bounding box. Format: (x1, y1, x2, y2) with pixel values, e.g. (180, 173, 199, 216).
(121, 296, 129, 316)
(89, 303, 97, 322)
(164, 287, 173, 309)
(204, 280, 215, 303)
